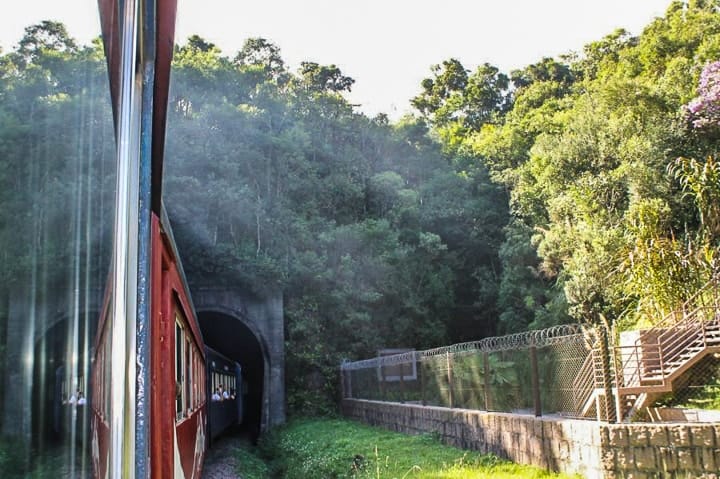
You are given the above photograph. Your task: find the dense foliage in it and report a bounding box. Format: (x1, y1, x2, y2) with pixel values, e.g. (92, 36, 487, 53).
(413, 0, 720, 332)
(256, 417, 579, 478)
(2, 1, 720, 414)
(161, 35, 507, 412)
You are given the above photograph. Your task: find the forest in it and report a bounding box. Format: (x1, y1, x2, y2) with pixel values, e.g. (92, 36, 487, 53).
(0, 0, 719, 413)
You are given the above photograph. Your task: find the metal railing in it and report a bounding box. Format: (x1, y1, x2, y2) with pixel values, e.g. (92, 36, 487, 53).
(615, 278, 720, 393)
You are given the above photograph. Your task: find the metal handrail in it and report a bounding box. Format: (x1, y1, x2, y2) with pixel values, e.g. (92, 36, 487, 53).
(616, 277, 720, 391)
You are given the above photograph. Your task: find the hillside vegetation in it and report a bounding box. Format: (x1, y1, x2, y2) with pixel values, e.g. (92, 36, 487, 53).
(1, 1, 719, 413)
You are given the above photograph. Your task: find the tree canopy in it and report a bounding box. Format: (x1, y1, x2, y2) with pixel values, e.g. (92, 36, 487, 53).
(3, 1, 720, 413)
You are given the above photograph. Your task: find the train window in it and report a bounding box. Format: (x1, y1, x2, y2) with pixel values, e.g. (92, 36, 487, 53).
(175, 319, 184, 420)
(192, 351, 197, 408)
(195, 352, 202, 407)
(200, 357, 205, 405)
(196, 357, 200, 407)
(197, 354, 201, 407)
(185, 337, 192, 413)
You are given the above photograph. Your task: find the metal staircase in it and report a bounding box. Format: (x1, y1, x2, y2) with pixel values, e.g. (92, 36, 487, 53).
(574, 278, 720, 421)
(616, 312, 720, 419)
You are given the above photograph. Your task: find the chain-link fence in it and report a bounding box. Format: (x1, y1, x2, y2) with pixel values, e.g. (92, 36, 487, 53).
(342, 317, 720, 422)
(341, 324, 595, 418)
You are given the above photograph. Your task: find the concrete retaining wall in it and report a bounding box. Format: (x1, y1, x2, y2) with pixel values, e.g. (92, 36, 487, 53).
(342, 399, 720, 479)
(602, 423, 720, 478)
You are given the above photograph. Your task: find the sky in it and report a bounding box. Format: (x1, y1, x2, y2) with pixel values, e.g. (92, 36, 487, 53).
(0, 0, 673, 119)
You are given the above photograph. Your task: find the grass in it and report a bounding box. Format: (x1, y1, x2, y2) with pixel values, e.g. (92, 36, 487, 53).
(246, 417, 581, 479)
(234, 442, 272, 479)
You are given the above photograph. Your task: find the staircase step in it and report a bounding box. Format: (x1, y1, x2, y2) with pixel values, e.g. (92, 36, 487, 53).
(640, 377, 665, 384)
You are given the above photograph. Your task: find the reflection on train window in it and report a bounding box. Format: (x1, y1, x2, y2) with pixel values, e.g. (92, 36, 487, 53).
(104, 315, 111, 420)
(92, 307, 112, 422)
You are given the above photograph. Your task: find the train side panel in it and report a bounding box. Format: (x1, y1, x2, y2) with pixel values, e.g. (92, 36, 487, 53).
(150, 213, 207, 478)
(150, 215, 172, 478)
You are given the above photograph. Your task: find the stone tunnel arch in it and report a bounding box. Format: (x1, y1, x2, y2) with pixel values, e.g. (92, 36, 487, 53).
(2, 285, 285, 441)
(31, 311, 97, 447)
(191, 287, 285, 436)
(198, 309, 268, 437)
(3, 286, 102, 441)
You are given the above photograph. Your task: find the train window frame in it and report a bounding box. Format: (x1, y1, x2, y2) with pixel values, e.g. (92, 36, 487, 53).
(175, 317, 184, 421)
(185, 336, 191, 415)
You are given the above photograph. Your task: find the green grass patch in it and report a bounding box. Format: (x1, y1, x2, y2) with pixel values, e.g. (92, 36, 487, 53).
(234, 442, 272, 479)
(260, 417, 580, 479)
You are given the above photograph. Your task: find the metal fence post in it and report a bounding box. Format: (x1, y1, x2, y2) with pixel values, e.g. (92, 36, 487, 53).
(420, 356, 426, 406)
(399, 361, 406, 403)
(483, 351, 490, 411)
(345, 368, 353, 399)
(530, 345, 541, 417)
(599, 326, 617, 422)
(447, 351, 454, 408)
(340, 367, 346, 399)
(380, 361, 386, 401)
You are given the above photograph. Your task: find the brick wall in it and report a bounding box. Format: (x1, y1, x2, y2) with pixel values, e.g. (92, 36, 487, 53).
(342, 399, 720, 479)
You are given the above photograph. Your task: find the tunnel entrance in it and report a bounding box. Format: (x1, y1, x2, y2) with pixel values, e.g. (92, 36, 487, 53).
(31, 314, 96, 450)
(198, 312, 265, 440)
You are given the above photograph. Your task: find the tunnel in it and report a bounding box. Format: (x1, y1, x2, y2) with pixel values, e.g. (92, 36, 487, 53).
(198, 311, 266, 441)
(31, 313, 96, 450)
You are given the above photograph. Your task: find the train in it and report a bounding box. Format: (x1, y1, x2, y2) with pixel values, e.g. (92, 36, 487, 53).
(89, 209, 243, 478)
(206, 346, 244, 443)
(81, 0, 251, 476)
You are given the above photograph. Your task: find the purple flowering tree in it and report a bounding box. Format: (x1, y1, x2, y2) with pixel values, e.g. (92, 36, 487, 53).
(686, 61, 720, 129)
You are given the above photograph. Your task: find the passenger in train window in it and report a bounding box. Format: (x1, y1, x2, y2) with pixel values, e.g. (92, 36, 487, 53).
(229, 388, 236, 400)
(77, 392, 86, 406)
(222, 385, 229, 400)
(212, 388, 221, 401)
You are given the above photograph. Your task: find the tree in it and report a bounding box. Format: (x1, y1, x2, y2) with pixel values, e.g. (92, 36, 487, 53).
(234, 37, 286, 83)
(15, 20, 77, 67)
(411, 59, 509, 131)
(295, 62, 354, 94)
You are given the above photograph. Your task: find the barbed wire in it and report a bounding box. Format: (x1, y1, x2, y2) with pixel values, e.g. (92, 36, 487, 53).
(341, 323, 585, 371)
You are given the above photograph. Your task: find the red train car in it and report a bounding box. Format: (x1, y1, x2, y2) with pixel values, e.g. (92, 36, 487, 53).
(90, 211, 207, 479)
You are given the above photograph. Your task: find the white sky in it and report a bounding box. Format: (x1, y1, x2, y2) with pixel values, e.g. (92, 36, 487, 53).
(1, 0, 673, 119)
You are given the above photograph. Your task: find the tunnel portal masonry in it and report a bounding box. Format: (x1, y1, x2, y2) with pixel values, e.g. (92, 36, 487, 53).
(193, 286, 285, 433)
